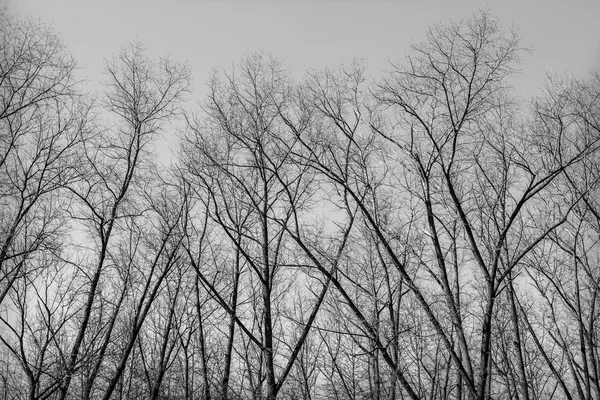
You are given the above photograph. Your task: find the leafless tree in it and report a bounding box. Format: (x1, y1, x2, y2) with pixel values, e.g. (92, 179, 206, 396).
(0, 11, 91, 399)
(520, 72, 600, 400)
(54, 41, 190, 400)
(2, 8, 599, 400)
(276, 10, 600, 400)
(181, 53, 345, 400)
(0, 10, 87, 309)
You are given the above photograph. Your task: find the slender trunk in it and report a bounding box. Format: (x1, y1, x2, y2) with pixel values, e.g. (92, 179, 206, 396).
(27, 375, 36, 400)
(589, 294, 600, 400)
(372, 346, 381, 400)
(59, 127, 142, 400)
(574, 258, 592, 399)
(125, 342, 136, 399)
(82, 282, 128, 399)
(101, 255, 178, 400)
(221, 244, 241, 400)
(262, 209, 276, 400)
(453, 224, 465, 400)
(424, 191, 473, 381)
(517, 297, 574, 400)
(195, 277, 211, 400)
(507, 276, 530, 400)
(182, 340, 191, 400)
(258, 172, 277, 400)
(150, 289, 179, 400)
(477, 284, 495, 400)
(58, 241, 107, 400)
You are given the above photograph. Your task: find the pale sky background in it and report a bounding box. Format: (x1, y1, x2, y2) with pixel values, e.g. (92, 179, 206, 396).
(5, 0, 600, 154)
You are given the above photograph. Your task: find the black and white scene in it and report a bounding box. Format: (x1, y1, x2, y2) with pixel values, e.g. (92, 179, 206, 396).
(1, 0, 599, 399)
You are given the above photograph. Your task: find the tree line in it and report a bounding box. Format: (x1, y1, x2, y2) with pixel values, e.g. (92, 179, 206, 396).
(1, 8, 599, 400)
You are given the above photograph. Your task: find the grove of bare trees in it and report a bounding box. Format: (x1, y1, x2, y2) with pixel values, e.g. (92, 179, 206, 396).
(1, 8, 599, 400)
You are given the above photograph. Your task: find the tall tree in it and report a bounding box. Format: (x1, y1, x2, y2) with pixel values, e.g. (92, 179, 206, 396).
(0, 11, 90, 399)
(57, 41, 190, 400)
(0, 10, 86, 307)
(182, 53, 341, 400)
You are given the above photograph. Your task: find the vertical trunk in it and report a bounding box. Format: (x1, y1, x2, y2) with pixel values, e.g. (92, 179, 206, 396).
(589, 299, 600, 400)
(262, 183, 277, 400)
(477, 284, 495, 400)
(195, 277, 212, 400)
(574, 258, 592, 399)
(82, 283, 128, 400)
(125, 344, 135, 399)
(27, 375, 36, 400)
(371, 302, 381, 400)
(58, 241, 108, 400)
(263, 247, 276, 399)
(149, 290, 179, 400)
(424, 194, 473, 382)
(454, 227, 465, 400)
(182, 341, 191, 400)
(372, 348, 381, 400)
(59, 128, 142, 400)
(507, 276, 530, 400)
(101, 251, 178, 400)
(221, 244, 241, 400)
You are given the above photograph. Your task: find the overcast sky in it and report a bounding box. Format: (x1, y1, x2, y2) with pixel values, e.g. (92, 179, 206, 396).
(5, 0, 600, 127)
(6, 0, 600, 98)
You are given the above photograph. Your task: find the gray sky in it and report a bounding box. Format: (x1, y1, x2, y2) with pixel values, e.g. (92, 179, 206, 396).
(5, 0, 600, 116)
(7, 0, 600, 98)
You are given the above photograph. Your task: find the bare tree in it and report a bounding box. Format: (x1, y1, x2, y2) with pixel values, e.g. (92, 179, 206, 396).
(282, 60, 434, 400)
(55, 41, 190, 400)
(521, 72, 600, 400)
(3, 8, 599, 400)
(370, 11, 594, 400)
(0, 10, 86, 308)
(0, 11, 91, 399)
(276, 10, 600, 400)
(182, 53, 342, 400)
